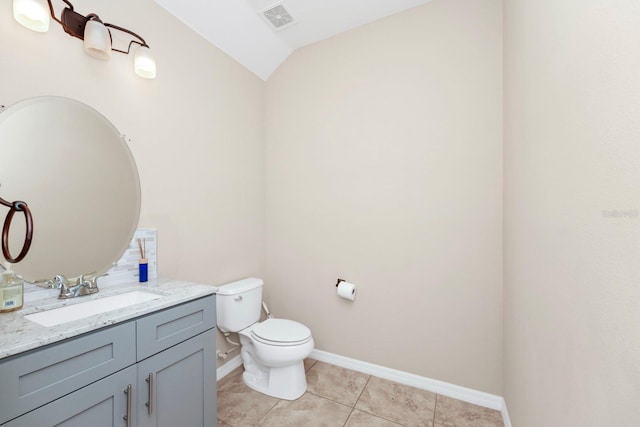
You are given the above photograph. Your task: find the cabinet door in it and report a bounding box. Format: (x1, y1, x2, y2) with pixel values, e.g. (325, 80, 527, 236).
(0, 321, 135, 425)
(136, 329, 216, 427)
(3, 365, 136, 427)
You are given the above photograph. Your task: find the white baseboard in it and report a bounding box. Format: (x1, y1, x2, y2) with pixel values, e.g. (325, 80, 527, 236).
(216, 354, 243, 381)
(216, 349, 512, 425)
(501, 401, 512, 427)
(310, 349, 505, 412)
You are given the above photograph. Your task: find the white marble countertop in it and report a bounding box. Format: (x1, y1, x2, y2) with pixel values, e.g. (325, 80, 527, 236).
(0, 277, 217, 360)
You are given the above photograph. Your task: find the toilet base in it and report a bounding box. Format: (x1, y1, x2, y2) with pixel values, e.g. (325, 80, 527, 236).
(242, 360, 307, 400)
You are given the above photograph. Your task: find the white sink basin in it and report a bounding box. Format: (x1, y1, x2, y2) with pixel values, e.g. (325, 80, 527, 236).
(24, 290, 163, 327)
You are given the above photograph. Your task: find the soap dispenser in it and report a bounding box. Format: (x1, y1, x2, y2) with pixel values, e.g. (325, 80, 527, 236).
(0, 268, 23, 313)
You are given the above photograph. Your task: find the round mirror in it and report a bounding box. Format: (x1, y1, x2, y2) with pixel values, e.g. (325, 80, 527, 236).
(0, 96, 140, 283)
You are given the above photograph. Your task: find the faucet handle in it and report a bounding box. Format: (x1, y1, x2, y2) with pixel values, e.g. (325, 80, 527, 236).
(34, 276, 63, 289)
(78, 272, 100, 294)
(53, 275, 69, 287)
(87, 275, 99, 294)
(54, 275, 73, 298)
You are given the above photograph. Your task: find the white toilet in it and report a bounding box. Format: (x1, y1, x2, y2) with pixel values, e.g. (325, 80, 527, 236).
(216, 277, 314, 400)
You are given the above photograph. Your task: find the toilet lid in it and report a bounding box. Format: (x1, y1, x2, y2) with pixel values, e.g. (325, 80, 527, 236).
(251, 318, 311, 344)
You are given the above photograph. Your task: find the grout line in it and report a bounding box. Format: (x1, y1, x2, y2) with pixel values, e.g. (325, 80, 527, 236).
(355, 408, 408, 426)
(352, 377, 410, 427)
(305, 358, 318, 372)
(342, 407, 355, 427)
(343, 374, 373, 426)
(354, 375, 372, 408)
(256, 397, 282, 425)
(306, 390, 355, 409)
(432, 394, 438, 426)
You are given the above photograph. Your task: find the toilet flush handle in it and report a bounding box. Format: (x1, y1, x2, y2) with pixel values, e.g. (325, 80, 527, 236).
(234, 296, 243, 302)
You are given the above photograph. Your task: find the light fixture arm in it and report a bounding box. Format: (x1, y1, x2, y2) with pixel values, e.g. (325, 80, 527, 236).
(45, 0, 150, 50)
(104, 22, 150, 52)
(46, 0, 73, 25)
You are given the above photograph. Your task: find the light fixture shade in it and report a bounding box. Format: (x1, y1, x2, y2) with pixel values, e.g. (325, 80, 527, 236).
(134, 46, 157, 79)
(13, 0, 50, 32)
(84, 20, 112, 60)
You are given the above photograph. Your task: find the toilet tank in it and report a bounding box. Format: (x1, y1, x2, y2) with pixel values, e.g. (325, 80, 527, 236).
(216, 277, 263, 333)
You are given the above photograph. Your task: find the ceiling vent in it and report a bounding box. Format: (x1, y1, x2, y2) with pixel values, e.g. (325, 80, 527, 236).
(260, 2, 296, 32)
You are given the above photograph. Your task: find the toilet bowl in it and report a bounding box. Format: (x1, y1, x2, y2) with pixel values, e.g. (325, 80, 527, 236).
(216, 278, 314, 400)
(238, 318, 314, 399)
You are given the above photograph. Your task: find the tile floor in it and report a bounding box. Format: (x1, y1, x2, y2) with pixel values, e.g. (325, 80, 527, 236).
(217, 359, 504, 427)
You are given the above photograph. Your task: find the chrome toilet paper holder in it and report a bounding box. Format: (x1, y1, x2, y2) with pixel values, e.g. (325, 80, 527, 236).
(336, 278, 345, 287)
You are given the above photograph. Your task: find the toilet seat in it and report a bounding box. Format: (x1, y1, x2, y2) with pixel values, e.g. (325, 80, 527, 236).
(251, 318, 312, 346)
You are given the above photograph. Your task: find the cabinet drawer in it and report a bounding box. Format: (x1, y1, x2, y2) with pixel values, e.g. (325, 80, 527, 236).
(0, 321, 136, 425)
(136, 295, 215, 361)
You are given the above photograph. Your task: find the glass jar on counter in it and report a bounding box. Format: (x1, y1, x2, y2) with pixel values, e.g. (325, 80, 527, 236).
(0, 269, 23, 312)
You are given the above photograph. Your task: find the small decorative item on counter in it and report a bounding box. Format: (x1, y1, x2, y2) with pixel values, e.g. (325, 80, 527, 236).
(138, 238, 148, 283)
(1, 267, 24, 312)
(139, 258, 148, 282)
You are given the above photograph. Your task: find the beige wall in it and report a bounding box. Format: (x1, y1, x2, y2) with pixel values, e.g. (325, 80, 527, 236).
(5, 0, 638, 417)
(0, 0, 265, 364)
(265, 0, 503, 394)
(504, 0, 640, 424)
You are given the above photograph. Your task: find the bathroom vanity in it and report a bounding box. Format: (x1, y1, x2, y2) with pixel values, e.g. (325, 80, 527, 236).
(0, 279, 217, 427)
(0, 96, 219, 425)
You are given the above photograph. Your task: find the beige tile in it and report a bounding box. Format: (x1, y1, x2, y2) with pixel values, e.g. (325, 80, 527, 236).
(433, 395, 504, 427)
(259, 392, 352, 427)
(355, 376, 436, 427)
(217, 370, 280, 426)
(345, 409, 405, 427)
(217, 420, 233, 427)
(304, 357, 318, 372)
(306, 361, 370, 406)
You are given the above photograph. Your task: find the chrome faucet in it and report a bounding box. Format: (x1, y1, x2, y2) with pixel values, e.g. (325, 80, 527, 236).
(56, 274, 100, 299)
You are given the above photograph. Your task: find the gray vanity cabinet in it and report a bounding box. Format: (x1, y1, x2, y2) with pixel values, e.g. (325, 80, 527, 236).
(0, 294, 216, 427)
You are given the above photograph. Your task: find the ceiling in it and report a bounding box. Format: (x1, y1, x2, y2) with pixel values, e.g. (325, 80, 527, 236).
(153, 0, 433, 80)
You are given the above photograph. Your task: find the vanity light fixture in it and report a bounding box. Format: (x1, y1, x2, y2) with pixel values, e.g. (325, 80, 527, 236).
(12, 0, 156, 79)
